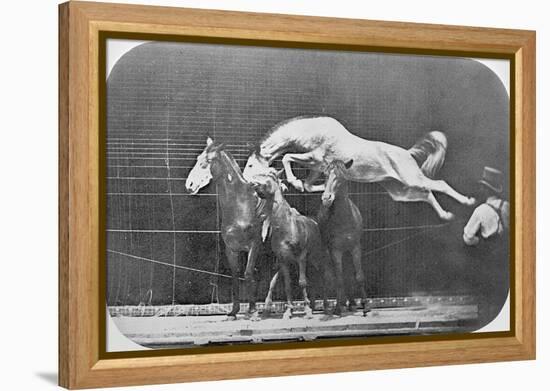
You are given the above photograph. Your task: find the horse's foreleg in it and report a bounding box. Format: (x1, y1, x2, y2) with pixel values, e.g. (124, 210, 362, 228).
(303, 170, 325, 192)
(244, 241, 260, 317)
(225, 248, 241, 319)
(423, 178, 475, 206)
(263, 271, 279, 319)
(297, 253, 313, 319)
(280, 263, 293, 320)
(331, 249, 345, 316)
(281, 152, 320, 192)
(351, 245, 369, 315)
(322, 259, 332, 314)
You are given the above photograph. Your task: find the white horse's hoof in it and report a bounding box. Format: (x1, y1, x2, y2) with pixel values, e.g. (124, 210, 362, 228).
(441, 211, 455, 221)
(225, 315, 237, 321)
(304, 306, 314, 319)
(249, 312, 261, 322)
(290, 179, 304, 192)
(465, 197, 476, 206)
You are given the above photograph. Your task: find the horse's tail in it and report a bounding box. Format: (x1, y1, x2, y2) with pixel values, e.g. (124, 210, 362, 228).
(408, 131, 447, 178)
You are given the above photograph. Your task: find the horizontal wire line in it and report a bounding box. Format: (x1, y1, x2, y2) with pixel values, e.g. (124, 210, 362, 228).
(106, 223, 444, 233)
(107, 147, 207, 151)
(108, 229, 220, 233)
(106, 191, 388, 196)
(106, 177, 187, 180)
(107, 153, 251, 157)
(105, 148, 253, 153)
(107, 130, 261, 135)
(107, 192, 216, 196)
(106, 147, 250, 152)
(107, 157, 195, 161)
(362, 223, 449, 232)
(107, 165, 187, 169)
(364, 223, 450, 256)
(107, 249, 244, 280)
(106, 139, 254, 145)
(106, 143, 249, 147)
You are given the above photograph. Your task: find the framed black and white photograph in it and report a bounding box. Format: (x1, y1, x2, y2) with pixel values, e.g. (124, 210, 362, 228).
(58, 2, 535, 388)
(105, 37, 511, 351)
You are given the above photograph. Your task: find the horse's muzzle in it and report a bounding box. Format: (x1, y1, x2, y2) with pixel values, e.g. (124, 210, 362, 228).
(185, 180, 200, 195)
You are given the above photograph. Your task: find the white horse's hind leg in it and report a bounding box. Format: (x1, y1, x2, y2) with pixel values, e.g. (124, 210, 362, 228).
(423, 179, 475, 206)
(426, 192, 455, 221)
(383, 181, 454, 221)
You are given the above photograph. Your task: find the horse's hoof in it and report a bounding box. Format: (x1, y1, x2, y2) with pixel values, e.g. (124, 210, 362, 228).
(282, 310, 292, 320)
(249, 312, 261, 322)
(466, 197, 476, 206)
(225, 315, 238, 321)
(291, 179, 304, 192)
(304, 307, 314, 319)
(441, 211, 455, 221)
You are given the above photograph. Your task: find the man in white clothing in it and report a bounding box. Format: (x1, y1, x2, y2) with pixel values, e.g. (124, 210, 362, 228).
(463, 166, 509, 327)
(463, 167, 509, 246)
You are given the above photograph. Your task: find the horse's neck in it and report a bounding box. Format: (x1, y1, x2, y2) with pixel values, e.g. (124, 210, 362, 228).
(334, 184, 351, 207)
(325, 187, 353, 219)
(270, 192, 294, 225)
(214, 152, 254, 205)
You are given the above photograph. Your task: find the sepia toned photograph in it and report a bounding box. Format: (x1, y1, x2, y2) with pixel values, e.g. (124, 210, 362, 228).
(105, 39, 510, 352)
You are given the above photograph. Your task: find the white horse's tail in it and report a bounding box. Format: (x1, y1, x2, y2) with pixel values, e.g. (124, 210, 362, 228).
(408, 131, 447, 178)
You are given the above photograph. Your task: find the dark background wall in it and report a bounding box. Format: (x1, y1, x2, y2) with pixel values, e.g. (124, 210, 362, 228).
(106, 41, 509, 307)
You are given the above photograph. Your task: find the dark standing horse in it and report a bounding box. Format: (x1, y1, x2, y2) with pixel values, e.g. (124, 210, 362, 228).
(186, 138, 264, 320)
(251, 171, 329, 320)
(318, 160, 368, 316)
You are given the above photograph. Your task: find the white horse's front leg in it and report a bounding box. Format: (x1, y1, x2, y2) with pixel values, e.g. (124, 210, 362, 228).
(303, 170, 325, 192)
(281, 152, 319, 192)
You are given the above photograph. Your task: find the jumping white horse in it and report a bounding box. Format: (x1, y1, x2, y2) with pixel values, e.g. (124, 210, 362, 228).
(243, 116, 475, 221)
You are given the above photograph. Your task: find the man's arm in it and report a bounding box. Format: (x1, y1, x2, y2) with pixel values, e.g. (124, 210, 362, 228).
(463, 208, 482, 246)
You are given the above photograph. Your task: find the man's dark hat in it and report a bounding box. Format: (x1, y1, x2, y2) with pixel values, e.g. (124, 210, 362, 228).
(478, 166, 503, 193)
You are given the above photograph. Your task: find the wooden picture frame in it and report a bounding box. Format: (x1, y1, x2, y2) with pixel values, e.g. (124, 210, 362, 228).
(59, 1, 535, 389)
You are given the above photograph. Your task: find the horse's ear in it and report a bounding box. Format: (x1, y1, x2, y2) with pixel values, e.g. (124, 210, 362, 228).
(266, 178, 278, 194)
(344, 159, 354, 169)
(275, 168, 284, 178)
(279, 180, 289, 193)
(206, 137, 214, 147)
(245, 142, 256, 153)
(214, 142, 225, 151)
(254, 143, 261, 154)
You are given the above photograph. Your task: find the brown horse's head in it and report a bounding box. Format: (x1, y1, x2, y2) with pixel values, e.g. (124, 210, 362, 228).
(249, 169, 285, 199)
(321, 159, 353, 207)
(243, 148, 271, 184)
(185, 137, 225, 195)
